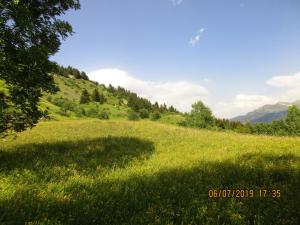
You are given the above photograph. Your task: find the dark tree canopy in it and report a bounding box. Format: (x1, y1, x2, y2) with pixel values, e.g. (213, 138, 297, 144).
(0, 0, 80, 135)
(79, 89, 90, 104)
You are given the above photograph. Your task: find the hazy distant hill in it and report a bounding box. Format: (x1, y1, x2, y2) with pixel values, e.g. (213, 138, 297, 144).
(231, 100, 300, 123)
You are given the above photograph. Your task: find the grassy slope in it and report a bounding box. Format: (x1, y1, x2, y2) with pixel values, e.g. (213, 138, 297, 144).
(40, 75, 130, 120)
(41, 75, 185, 123)
(0, 120, 299, 224)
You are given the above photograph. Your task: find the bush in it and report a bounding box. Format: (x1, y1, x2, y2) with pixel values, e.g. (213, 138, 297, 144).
(139, 109, 149, 119)
(74, 107, 86, 117)
(58, 108, 69, 117)
(151, 111, 161, 121)
(128, 110, 140, 121)
(87, 108, 98, 118)
(51, 97, 77, 112)
(46, 95, 52, 102)
(80, 89, 90, 104)
(98, 111, 109, 120)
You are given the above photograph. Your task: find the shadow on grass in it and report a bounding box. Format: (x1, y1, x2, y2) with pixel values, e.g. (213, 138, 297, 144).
(1, 152, 299, 225)
(0, 136, 155, 173)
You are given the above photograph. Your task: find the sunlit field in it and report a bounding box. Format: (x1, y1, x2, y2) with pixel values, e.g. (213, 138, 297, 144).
(0, 120, 299, 224)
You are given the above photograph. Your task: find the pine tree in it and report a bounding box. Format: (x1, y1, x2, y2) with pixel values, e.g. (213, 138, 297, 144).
(92, 89, 101, 102)
(79, 89, 90, 104)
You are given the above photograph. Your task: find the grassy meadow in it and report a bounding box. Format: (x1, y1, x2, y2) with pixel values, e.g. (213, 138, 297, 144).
(0, 120, 299, 224)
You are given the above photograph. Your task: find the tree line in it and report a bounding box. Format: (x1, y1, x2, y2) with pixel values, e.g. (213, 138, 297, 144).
(106, 84, 178, 114)
(180, 101, 300, 136)
(54, 65, 89, 80)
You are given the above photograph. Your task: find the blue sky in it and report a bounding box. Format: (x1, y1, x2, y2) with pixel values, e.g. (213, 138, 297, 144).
(52, 0, 300, 118)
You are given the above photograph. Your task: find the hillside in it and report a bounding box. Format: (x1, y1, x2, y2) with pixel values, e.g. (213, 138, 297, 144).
(0, 120, 299, 224)
(232, 100, 300, 123)
(39, 74, 185, 125)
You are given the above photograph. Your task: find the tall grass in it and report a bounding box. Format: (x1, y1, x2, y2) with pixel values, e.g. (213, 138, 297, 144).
(0, 120, 299, 224)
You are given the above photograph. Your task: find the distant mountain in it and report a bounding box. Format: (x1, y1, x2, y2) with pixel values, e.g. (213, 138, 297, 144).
(231, 100, 300, 123)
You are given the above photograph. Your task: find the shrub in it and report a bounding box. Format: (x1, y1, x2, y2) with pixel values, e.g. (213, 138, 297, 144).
(139, 109, 149, 119)
(87, 108, 98, 118)
(98, 111, 109, 120)
(46, 95, 52, 102)
(151, 111, 161, 121)
(128, 110, 140, 121)
(79, 89, 90, 104)
(74, 107, 86, 117)
(58, 108, 69, 117)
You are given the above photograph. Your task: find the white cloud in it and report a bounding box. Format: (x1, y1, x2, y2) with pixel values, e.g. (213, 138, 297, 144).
(214, 94, 275, 118)
(266, 71, 300, 88)
(170, 0, 184, 6)
(266, 71, 300, 101)
(214, 71, 300, 118)
(189, 28, 205, 46)
(88, 68, 208, 112)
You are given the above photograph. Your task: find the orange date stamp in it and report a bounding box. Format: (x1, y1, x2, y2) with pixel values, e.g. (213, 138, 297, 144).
(208, 189, 281, 198)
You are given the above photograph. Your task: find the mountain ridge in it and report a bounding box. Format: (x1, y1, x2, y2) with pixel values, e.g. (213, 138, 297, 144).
(231, 100, 300, 123)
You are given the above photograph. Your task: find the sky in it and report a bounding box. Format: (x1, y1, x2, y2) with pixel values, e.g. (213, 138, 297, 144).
(51, 0, 300, 118)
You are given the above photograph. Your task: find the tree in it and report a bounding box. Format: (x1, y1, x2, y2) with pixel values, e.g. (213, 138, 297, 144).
(79, 89, 90, 104)
(154, 102, 159, 111)
(92, 89, 101, 102)
(128, 110, 140, 121)
(151, 111, 161, 121)
(139, 108, 149, 119)
(185, 101, 215, 128)
(285, 105, 300, 135)
(80, 71, 89, 80)
(0, 0, 80, 134)
(168, 105, 176, 113)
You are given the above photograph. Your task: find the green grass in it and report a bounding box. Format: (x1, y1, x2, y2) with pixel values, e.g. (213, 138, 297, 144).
(41, 75, 183, 123)
(158, 112, 185, 125)
(0, 120, 300, 224)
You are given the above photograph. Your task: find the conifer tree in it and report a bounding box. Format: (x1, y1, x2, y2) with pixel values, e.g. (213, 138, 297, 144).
(79, 89, 90, 104)
(92, 89, 101, 102)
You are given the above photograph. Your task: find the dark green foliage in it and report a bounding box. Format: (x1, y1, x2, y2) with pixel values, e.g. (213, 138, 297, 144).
(51, 97, 77, 111)
(0, 0, 80, 134)
(154, 102, 159, 111)
(46, 95, 52, 102)
(58, 108, 69, 117)
(86, 108, 109, 120)
(159, 103, 168, 113)
(74, 107, 86, 117)
(184, 101, 215, 128)
(98, 111, 109, 120)
(79, 89, 90, 104)
(151, 111, 161, 121)
(251, 106, 300, 136)
(213, 105, 300, 136)
(106, 85, 178, 114)
(91, 89, 105, 104)
(80, 71, 89, 80)
(92, 89, 101, 102)
(168, 105, 177, 113)
(139, 108, 149, 119)
(107, 84, 116, 93)
(87, 108, 98, 118)
(285, 105, 300, 135)
(128, 110, 140, 121)
(54, 64, 89, 80)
